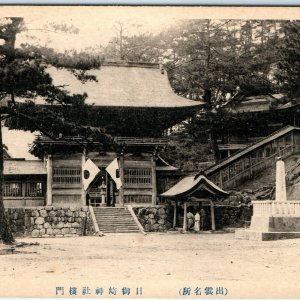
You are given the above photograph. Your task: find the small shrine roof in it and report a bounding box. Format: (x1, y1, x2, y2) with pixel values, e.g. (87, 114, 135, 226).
(160, 174, 228, 198)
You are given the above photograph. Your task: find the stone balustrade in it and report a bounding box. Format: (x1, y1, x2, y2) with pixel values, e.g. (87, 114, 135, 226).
(252, 200, 300, 216)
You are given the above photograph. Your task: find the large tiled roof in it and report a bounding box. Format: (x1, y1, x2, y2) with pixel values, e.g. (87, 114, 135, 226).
(43, 63, 203, 108)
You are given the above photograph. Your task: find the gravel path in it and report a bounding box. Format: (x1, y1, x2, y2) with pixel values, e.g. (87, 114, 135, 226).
(0, 233, 299, 298)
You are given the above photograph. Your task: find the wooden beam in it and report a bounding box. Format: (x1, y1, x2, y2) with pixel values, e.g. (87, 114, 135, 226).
(119, 154, 124, 206)
(46, 155, 53, 206)
(183, 202, 187, 233)
(210, 200, 216, 231)
(81, 150, 87, 206)
(151, 154, 157, 205)
(105, 172, 109, 206)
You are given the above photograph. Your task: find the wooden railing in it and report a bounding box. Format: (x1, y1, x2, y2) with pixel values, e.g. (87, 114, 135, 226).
(253, 200, 300, 216)
(210, 139, 300, 188)
(222, 144, 294, 188)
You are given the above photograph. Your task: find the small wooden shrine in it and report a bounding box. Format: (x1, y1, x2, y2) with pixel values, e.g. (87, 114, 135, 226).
(160, 174, 228, 231)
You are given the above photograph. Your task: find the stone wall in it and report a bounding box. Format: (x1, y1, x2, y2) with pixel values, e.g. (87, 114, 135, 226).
(181, 204, 252, 231)
(133, 206, 173, 232)
(134, 204, 252, 232)
(6, 206, 91, 238)
(204, 205, 253, 230)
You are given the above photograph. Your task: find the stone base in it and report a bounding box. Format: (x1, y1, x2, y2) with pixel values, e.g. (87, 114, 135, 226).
(250, 216, 300, 232)
(235, 229, 300, 241)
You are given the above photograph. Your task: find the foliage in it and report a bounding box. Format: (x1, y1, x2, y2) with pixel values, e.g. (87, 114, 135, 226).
(0, 17, 110, 244)
(276, 20, 300, 98)
(102, 19, 286, 163)
(161, 130, 214, 172)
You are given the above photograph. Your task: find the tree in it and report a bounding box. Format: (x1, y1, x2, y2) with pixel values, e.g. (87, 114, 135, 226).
(163, 19, 282, 162)
(102, 21, 161, 62)
(276, 20, 300, 98)
(0, 17, 108, 244)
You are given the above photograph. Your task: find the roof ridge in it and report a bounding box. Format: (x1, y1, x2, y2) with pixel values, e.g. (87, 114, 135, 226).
(102, 60, 159, 69)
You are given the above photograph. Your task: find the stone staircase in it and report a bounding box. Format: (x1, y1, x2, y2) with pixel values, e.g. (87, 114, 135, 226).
(93, 207, 141, 233)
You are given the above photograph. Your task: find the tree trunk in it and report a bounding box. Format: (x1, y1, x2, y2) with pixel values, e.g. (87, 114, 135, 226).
(0, 122, 14, 244)
(209, 127, 221, 162)
(204, 88, 221, 163)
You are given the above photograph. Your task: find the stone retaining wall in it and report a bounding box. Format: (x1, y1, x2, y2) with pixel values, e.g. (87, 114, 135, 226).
(133, 206, 173, 232)
(204, 205, 253, 229)
(134, 204, 252, 232)
(6, 206, 91, 238)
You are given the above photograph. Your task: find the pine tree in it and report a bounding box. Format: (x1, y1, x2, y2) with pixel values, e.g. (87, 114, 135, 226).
(276, 20, 300, 98)
(0, 17, 108, 244)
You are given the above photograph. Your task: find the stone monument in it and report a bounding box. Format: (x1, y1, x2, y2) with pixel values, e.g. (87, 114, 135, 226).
(236, 157, 300, 241)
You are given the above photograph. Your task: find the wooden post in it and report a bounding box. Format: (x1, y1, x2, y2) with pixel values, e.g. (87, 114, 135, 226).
(151, 154, 157, 205)
(46, 155, 53, 206)
(210, 200, 216, 231)
(183, 201, 187, 233)
(119, 154, 124, 206)
(219, 171, 223, 188)
(173, 201, 177, 228)
(81, 150, 87, 206)
(249, 155, 253, 178)
(105, 172, 109, 206)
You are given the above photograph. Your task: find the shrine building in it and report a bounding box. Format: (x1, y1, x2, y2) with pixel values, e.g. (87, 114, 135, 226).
(3, 61, 202, 208)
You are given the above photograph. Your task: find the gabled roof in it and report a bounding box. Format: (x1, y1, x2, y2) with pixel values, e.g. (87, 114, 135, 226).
(228, 94, 300, 114)
(160, 175, 228, 198)
(156, 156, 178, 171)
(39, 63, 203, 109)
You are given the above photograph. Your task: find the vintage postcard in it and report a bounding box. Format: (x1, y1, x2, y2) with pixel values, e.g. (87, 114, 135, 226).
(0, 5, 300, 298)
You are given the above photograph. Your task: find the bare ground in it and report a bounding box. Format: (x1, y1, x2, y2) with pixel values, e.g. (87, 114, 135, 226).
(0, 232, 300, 298)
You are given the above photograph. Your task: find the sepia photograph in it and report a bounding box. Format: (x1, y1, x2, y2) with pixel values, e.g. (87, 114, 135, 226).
(0, 6, 300, 298)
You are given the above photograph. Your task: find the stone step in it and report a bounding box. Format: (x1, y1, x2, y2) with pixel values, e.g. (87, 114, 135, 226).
(96, 217, 133, 220)
(93, 207, 141, 234)
(96, 221, 138, 224)
(99, 227, 139, 230)
(98, 225, 138, 228)
(93, 208, 127, 211)
(97, 222, 138, 226)
(97, 223, 138, 227)
(101, 230, 140, 233)
(96, 218, 135, 224)
(96, 217, 133, 219)
(94, 210, 130, 212)
(94, 213, 132, 216)
(96, 218, 136, 221)
(95, 214, 133, 217)
(100, 227, 140, 230)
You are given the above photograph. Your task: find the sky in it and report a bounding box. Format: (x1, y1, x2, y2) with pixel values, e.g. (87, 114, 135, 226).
(2, 6, 299, 52)
(15, 8, 180, 52)
(2, 128, 37, 160)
